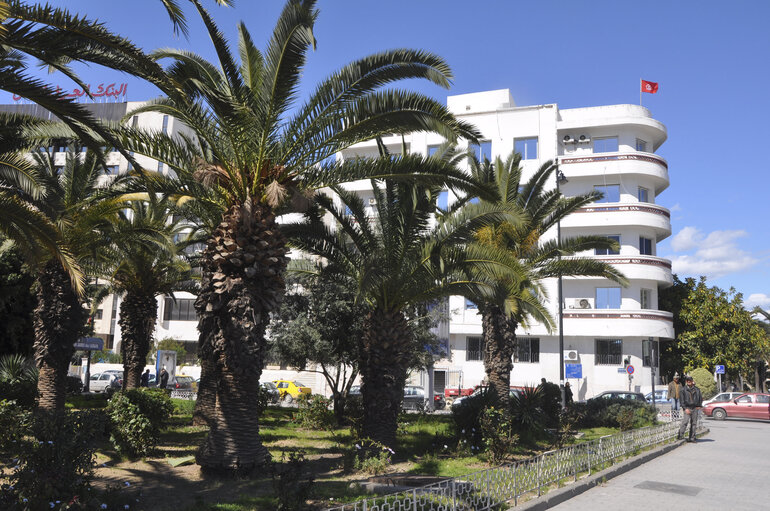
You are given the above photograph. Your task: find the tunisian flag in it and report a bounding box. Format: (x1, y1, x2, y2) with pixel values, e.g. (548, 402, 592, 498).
(641, 80, 659, 94)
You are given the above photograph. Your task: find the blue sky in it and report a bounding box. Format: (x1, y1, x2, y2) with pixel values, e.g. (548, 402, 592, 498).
(6, 1, 769, 311)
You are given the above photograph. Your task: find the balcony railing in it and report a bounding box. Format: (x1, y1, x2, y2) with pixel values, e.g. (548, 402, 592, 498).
(560, 152, 668, 169)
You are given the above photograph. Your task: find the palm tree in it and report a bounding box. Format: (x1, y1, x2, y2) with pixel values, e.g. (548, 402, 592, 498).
(285, 176, 522, 448)
(113, 0, 484, 471)
(93, 198, 198, 389)
(0, 145, 128, 412)
(456, 151, 628, 409)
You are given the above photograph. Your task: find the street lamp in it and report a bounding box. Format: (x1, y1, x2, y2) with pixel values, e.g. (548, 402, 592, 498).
(555, 164, 567, 408)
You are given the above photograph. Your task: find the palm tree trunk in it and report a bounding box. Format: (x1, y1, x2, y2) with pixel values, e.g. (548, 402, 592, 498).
(33, 260, 87, 413)
(194, 201, 288, 472)
(481, 305, 516, 410)
(118, 292, 157, 389)
(359, 308, 412, 449)
(192, 356, 216, 426)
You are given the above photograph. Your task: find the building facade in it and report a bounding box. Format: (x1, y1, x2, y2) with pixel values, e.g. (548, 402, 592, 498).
(338, 89, 673, 400)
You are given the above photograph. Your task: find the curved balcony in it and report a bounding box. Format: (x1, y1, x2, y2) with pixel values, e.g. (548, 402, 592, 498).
(563, 309, 674, 338)
(592, 255, 673, 285)
(559, 152, 669, 194)
(561, 203, 671, 240)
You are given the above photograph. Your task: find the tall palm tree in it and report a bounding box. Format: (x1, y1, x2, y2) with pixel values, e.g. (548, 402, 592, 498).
(93, 198, 198, 389)
(285, 176, 522, 448)
(456, 151, 628, 408)
(0, 145, 128, 412)
(113, 0, 484, 471)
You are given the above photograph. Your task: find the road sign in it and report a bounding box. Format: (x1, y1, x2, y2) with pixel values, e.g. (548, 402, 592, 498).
(715, 365, 725, 374)
(626, 365, 635, 375)
(566, 364, 582, 379)
(617, 368, 627, 373)
(74, 337, 103, 351)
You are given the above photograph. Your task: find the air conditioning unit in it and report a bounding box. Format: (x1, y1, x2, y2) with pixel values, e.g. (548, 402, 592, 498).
(564, 350, 579, 362)
(368, 198, 377, 206)
(573, 298, 591, 309)
(578, 134, 591, 144)
(562, 135, 576, 144)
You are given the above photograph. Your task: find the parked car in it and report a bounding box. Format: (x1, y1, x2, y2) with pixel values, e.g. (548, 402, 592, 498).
(645, 389, 672, 404)
(260, 381, 280, 403)
(171, 375, 195, 390)
(589, 391, 647, 402)
(402, 386, 445, 411)
(88, 372, 121, 393)
(450, 386, 524, 411)
(273, 380, 312, 403)
(703, 393, 770, 421)
(702, 391, 744, 407)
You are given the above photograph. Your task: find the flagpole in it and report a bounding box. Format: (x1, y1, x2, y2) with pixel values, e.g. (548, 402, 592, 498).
(640, 78, 642, 106)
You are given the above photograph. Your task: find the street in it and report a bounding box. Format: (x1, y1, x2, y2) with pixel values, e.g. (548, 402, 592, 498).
(550, 417, 770, 511)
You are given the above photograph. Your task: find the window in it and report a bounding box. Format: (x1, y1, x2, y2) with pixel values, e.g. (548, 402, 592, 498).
(104, 165, 119, 175)
(595, 235, 620, 255)
(437, 190, 448, 210)
(162, 115, 169, 134)
(635, 139, 648, 152)
(53, 166, 64, 175)
(427, 144, 440, 157)
(595, 339, 622, 365)
(594, 184, 620, 203)
(642, 339, 659, 367)
(737, 395, 751, 403)
(757, 395, 769, 404)
(640, 288, 652, 309)
(464, 298, 477, 310)
(466, 336, 483, 361)
(95, 309, 103, 320)
(131, 116, 139, 128)
(639, 237, 653, 255)
(638, 187, 649, 203)
(595, 287, 621, 309)
(515, 337, 539, 363)
(127, 151, 134, 171)
(514, 137, 538, 160)
(470, 140, 492, 162)
(157, 161, 164, 173)
(593, 137, 618, 153)
(163, 298, 197, 321)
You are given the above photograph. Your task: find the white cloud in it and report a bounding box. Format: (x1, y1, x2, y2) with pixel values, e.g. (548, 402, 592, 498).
(746, 293, 770, 309)
(665, 227, 758, 279)
(669, 203, 682, 212)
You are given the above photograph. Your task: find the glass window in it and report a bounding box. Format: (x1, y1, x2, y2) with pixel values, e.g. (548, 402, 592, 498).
(162, 115, 169, 134)
(157, 161, 164, 173)
(737, 395, 751, 403)
(427, 144, 440, 157)
(437, 190, 448, 210)
(514, 137, 538, 160)
(638, 187, 649, 203)
(636, 139, 648, 152)
(163, 298, 197, 321)
(54, 166, 64, 175)
(640, 288, 652, 309)
(595, 339, 622, 365)
(90, 374, 99, 381)
(131, 116, 138, 128)
(642, 339, 658, 367)
(757, 395, 769, 404)
(127, 151, 134, 171)
(466, 336, 483, 361)
(104, 165, 119, 175)
(465, 298, 477, 310)
(639, 237, 653, 255)
(594, 184, 620, 203)
(596, 287, 621, 309)
(470, 140, 492, 162)
(514, 337, 539, 363)
(593, 137, 618, 153)
(95, 309, 103, 320)
(595, 235, 620, 255)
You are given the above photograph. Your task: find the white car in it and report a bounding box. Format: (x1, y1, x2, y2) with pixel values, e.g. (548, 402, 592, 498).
(88, 372, 121, 392)
(702, 392, 744, 407)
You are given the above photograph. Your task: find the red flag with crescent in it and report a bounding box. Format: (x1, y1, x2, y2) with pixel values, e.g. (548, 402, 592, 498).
(641, 80, 659, 94)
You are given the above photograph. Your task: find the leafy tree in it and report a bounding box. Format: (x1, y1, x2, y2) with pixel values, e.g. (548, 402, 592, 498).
(0, 238, 35, 357)
(113, 0, 483, 471)
(676, 276, 768, 383)
(155, 337, 188, 364)
(658, 274, 693, 380)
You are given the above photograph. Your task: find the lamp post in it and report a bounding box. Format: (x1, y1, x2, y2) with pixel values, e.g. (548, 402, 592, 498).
(555, 164, 567, 409)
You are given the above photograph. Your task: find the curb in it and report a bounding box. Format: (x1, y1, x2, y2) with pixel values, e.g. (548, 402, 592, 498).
(516, 429, 709, 510)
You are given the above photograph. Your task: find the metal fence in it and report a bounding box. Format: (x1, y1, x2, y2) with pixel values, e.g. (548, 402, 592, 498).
(170, 390, 196, 400)
(326, 413, 705, 511)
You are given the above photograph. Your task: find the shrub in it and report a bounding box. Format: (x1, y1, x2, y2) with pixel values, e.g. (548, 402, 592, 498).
(272, 451, 314, 511)
(510, 386, 546, 438)
(575, 398, 657, 429)
(66, 393, 108, 410)
(0, 380, 37, 409)
(293, 394, 334, 429)
(452, 388, 494, 450)
(343, 394, 364, 438)
(537, 381, 562, 427)
(0, 409, 106, 508)
(479, 407, 518, 464)
(106, 388, 173, 457)
(66, 375, 83, 395)
(689, 368, 717, 399)
(0, 399, 30, 451)
(345, 439, 393, 475)
(171, 397, 196, 416)
(0, 355, 38, 409)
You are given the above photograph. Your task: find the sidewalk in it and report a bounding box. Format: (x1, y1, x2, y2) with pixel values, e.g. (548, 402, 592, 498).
(550, 418, 770, 510)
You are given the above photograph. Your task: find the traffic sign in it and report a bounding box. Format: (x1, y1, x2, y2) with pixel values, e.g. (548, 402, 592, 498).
(626, 365, 635, 375)
(566, 364, 582, 379)
(715, 365, 725, 374)
(74, 337, 103, 351)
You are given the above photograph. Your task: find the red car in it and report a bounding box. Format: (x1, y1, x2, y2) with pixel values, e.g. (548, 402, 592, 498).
(703, 393, 770, 421)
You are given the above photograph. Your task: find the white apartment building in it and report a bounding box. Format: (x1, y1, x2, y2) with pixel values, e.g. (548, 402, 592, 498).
(5, 89, 673, 399)
(338, 89, 673, 401)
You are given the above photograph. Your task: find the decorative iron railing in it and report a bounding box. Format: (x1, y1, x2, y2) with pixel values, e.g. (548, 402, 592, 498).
(326, 413, 705, 511)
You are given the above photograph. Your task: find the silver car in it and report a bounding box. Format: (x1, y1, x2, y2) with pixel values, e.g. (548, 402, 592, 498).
(88, 372, 121, 392)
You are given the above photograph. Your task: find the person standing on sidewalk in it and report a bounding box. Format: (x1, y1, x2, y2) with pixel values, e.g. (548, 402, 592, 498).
(678, 375, 702, 442)
(668, 373, 682, 411)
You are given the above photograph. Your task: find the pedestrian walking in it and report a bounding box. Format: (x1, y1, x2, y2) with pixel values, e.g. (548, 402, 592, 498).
(140, 369, 150, 387)
(564, 382, 573, 406)
(159, 367, 169, 389)
(668, 373, 682, 411)
(678, 375, 702, 442)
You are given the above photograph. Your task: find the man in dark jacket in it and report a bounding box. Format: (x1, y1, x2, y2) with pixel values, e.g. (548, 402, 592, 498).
(678, 375, 702, 442)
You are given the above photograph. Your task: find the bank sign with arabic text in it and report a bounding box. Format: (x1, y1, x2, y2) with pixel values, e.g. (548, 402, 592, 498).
(12, 82, 128, 102)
